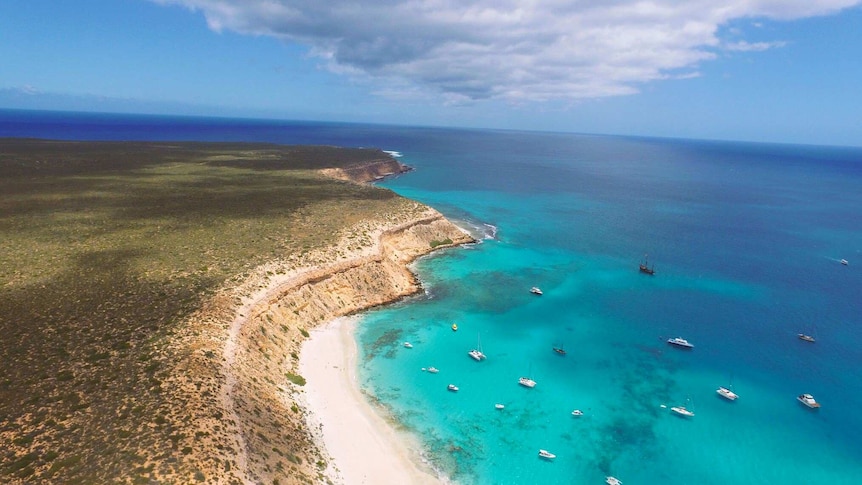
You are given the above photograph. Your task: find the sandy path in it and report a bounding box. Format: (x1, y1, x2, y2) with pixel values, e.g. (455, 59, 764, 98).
(299, 317, 447, 485)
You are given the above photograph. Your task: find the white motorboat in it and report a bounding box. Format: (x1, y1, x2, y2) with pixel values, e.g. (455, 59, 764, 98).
(571, 409, 583, 417)
(447, 384, 459, 392)
(495, 403, 505, 410)
(403, 342, 413, 348)
(538, 449, 556, 460)
(797, 393, 820, 408)
(519, 376, 537, 388)
(424, 367, 439, 373)
(667, 337, 694, 349)
(530, 286, 543, 295)
(606, 477, 623, 485)
(840, 259, 848, 265)
(671, 406, 695, 417)
(716, 386, 739, 401)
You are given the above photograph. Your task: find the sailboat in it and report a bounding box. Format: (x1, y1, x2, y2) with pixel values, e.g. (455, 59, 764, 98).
(639, 254, 655, 275)
(717, 375, 738, 400)
(468, 333, 487, 361)
(671, 397, 695, 417)
(519, 364, 537, 388)
(716, 386, 739, 401)
(552, 343, 567, 355)
(798, 325, 817, 343)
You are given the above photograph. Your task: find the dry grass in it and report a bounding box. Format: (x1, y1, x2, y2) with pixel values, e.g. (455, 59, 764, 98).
(0, 139, 411, 483)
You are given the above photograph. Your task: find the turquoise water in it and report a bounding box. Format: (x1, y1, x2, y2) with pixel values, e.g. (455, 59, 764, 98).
(356, 135, 862, 484)
(3, 110, 861, 484)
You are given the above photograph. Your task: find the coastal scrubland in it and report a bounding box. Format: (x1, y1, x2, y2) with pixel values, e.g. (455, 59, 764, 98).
(0, 139, 469, 484)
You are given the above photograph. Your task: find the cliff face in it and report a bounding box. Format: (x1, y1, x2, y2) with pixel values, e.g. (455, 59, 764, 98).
(232, 212, 470, 484)
(319, 158, 411, 183)
(164, 206, 472, 484)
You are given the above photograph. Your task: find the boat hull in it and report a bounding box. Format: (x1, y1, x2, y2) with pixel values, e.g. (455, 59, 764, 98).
(538, 450, 556, 460)
(667, 339, 694, 349)
(671, 406, 695, 417)
(797, 394, 820, 408)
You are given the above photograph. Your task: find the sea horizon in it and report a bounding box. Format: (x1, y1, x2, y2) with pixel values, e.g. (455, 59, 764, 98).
(2, 109, 861, 484)
(2, 107, 861, 151)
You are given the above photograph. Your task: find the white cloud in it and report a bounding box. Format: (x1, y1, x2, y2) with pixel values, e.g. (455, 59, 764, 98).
(20, 85, 40, 95)
(153, 0, 861, 102)
(724, 40, 788, 51)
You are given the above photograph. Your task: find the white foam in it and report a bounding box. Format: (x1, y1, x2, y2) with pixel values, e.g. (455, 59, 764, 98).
(482, 223, 498, 240)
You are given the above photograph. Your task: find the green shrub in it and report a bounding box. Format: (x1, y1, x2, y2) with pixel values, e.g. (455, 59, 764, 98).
(429, 238, 453, 248)
(285, 373, 306, 386)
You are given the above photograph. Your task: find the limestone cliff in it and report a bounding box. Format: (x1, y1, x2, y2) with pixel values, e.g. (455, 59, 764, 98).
(164, 203, 473, 484)
(319, 157, 412, 183)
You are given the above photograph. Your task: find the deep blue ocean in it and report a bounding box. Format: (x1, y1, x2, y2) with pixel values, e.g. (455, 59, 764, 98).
(3, 109, 861, 484)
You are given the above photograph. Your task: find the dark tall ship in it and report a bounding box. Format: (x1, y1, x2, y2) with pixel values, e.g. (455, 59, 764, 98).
(639, 255, 655, 275)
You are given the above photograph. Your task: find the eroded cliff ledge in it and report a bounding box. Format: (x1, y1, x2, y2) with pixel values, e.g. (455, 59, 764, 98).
(319, 157, 412, 183)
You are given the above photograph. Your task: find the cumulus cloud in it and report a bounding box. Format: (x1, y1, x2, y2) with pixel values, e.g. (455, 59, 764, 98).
(153, 0, 861, 102)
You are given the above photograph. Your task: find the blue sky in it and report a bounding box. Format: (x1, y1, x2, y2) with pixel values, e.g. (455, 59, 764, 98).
(1, 0, 861, 146)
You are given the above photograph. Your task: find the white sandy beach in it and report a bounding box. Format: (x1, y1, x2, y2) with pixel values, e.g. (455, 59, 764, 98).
(299, 317, 446, 485)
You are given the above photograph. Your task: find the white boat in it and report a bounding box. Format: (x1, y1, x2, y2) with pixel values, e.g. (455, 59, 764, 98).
(468, 349, 486, 361)
(468, 333, 487, 361)
(797, 393, 820, 408)
(538, 449, 556, 460)
(716, 386, 739, 401)
(425, 367, 439, 373)
(606, 477, 623, 485)
(667, 337, 694, 349)
(447, 384, 459, 392)
(571, 409, 583, 417)
(798, 333, 815, 343)
(530, 286, 543, 295)
(671, 397, 695, 417)
(671, 406, 695, 417)
(840, 259, 848, 265)
(519, 376, 537, 388)
(403, 342, 413, 348)
(495, 403, 505, 410)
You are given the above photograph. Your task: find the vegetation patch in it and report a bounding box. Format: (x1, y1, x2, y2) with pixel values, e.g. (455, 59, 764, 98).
(285, 372, 307, 386)
(0, 139, 410, 483)
(430, 238, 453, 248)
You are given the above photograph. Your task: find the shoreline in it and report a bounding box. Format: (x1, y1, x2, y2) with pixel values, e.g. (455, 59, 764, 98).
(299, 317, 447, 484)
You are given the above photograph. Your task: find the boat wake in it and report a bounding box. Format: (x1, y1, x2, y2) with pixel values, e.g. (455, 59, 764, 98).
(825, 256, 850, 265)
